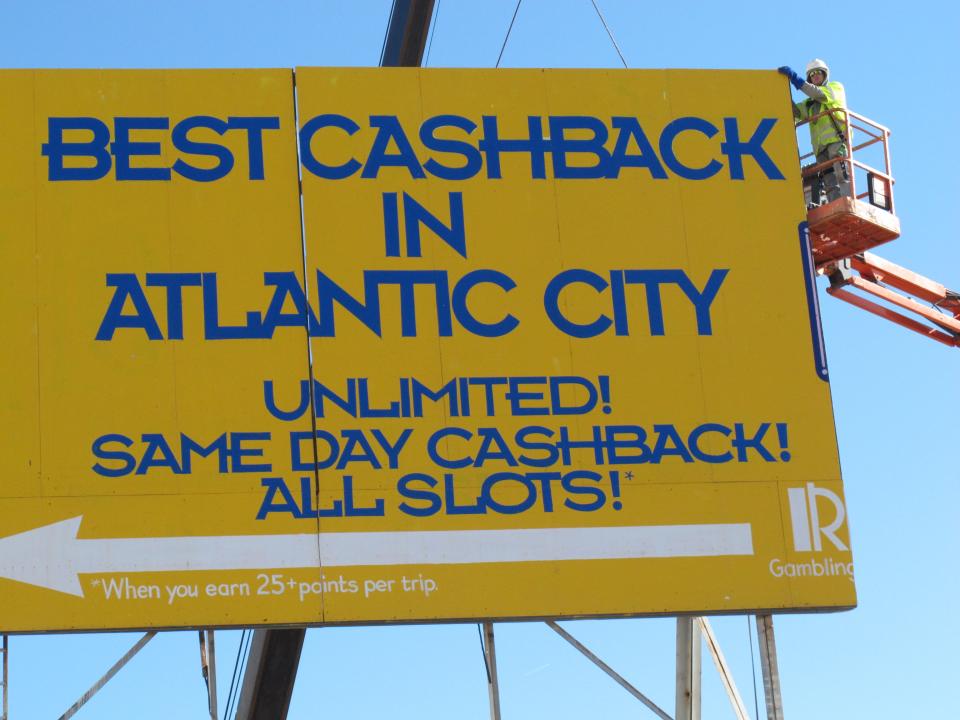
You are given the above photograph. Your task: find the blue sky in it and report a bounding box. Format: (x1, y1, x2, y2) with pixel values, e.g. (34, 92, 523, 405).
(2, 1, 958, 718)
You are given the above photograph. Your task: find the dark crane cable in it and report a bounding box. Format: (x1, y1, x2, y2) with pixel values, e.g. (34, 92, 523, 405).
(496, 0, 523, 68)
(222, 629, 250, 720)
(221, 629, 243, 720)
(235, 630, 254, 719)
(233, 630, 254, 720)
(424, 0, 441, 66)
(588, 0, 628, 68)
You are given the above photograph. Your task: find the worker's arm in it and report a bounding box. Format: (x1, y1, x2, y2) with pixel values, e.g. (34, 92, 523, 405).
(799, 83, 828, 101)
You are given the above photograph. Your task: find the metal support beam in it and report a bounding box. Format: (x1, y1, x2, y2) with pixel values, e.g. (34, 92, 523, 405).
(233, 629, 306, 720)
(756, 615, 784, 720)
(58, 632, 157, 720)
(481, 622, 502, 720)
(198, 630, 219, 720)
(1, 634, 8, 720)
(199, 631, 211, 717)
(546, 621, 672, 719)
(697, 618, 749, 720)
(675, 617, 701, 720)
(380, 0, 437, 67)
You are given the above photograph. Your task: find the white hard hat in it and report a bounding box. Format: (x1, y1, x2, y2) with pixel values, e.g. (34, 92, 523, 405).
(805, 58, 829, 81)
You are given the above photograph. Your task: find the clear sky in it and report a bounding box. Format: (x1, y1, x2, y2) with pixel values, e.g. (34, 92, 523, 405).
(2, 1, 958, 718)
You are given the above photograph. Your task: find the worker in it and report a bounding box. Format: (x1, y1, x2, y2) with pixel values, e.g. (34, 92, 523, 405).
(778, 59, 850, 206)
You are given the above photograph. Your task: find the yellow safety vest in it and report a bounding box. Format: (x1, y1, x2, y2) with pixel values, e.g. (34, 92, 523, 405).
(795, 81, 847, 155)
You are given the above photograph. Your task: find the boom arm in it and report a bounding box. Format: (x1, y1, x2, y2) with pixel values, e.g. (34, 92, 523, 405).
(826, 252, 960, 348)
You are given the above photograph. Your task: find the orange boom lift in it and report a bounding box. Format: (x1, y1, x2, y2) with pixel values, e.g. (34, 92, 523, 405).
(797, 108, 960, 348)
(797, 110, 960, 347)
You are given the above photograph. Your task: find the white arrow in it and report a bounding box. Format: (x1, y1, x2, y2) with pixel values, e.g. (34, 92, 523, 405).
(0, 516, 754, 597)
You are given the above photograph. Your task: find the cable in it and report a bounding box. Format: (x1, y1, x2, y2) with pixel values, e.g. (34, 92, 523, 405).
(228, 630, 253, 720)
(232, 631, 253, 720)
(222, 629, 249, 720)
(231, 630, 253, 720)
(747, 616, 760, 720)
(588, 0, 628, 68)
(495, 0, 523, 68)
(424, 0, 441, 67)
(221, 629, 243, 720)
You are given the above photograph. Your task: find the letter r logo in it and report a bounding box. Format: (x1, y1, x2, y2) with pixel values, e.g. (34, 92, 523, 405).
(787, 483, 848, 552)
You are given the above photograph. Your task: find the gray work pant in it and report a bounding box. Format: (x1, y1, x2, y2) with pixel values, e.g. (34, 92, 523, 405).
(812, 142, 850, 203)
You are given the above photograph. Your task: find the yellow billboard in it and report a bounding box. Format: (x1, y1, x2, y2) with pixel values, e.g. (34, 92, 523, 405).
(0, 68, 854, 633)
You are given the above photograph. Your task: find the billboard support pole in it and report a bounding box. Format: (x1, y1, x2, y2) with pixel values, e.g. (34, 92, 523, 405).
(206, 630, 219, 720)
(1, 634, 7, 720)
(199, 630, 220, 718)
(482, 622, 502, 720)
(756, 615, 784, 719)
(675, 617, 702, 720)
(198, 631, 208, 715)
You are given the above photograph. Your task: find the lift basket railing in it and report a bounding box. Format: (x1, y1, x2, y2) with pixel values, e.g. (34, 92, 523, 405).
(796, 108, 895, 212)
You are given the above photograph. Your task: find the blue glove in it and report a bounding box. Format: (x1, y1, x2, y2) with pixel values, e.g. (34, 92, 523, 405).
(777, 66, 805, 90)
